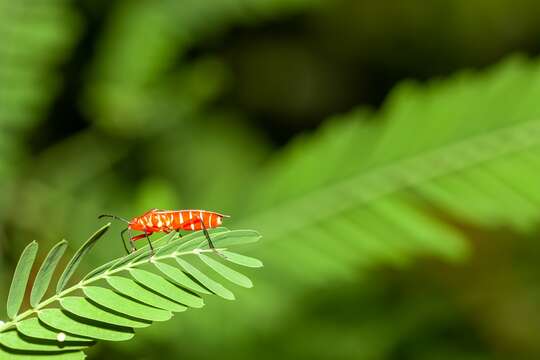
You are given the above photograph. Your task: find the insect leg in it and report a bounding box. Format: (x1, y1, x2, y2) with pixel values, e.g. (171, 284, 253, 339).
(145, 232, 154, 255)
(198, 217, 226, 258)
(128, 229, 136, 253)
(120, 228, 130, 254)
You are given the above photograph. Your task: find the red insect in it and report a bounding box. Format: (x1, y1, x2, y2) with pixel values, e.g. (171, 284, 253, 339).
(99, 209, 229, 254)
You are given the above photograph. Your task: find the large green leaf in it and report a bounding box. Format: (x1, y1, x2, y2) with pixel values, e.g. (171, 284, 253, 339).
(169, 56, 540, 349)
(0, 227, 263, 358)
(242, 58, 540, 256)
(7, 241, 38, 319)
(239, 61, 539, 272)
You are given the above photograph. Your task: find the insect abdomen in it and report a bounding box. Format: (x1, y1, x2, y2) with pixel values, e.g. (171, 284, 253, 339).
(177, 210, 224, 231)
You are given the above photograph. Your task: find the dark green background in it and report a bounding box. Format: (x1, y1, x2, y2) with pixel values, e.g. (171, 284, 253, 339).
(2, 0, 540, 359)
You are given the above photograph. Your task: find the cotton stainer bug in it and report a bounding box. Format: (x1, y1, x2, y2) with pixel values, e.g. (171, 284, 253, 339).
(98, 209, 229, 255)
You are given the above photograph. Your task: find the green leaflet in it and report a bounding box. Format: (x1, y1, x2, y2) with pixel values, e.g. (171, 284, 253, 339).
(16, 318, 93, 343)
(0, 329, 88, 352)
(198, 254, 253, 288)
(59, 297, 152, 329)
(220, 251, 264, 268)
(7, 241, 38, 319)
(154, 261, 211, 294)
(175, 257, 235, 300)
(106, 276, 187, 312)
(38, 309, 134, 342)
(82, 286, 172, 322)
(129, 268, 204, 308)
(200, 230, 262, 248)
(30, 240, 68, 307)
(57, 224, 110, 293)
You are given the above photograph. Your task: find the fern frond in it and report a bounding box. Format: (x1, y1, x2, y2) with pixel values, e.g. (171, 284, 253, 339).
(234, 56, 540, 296)
(0, 224, 262, 358)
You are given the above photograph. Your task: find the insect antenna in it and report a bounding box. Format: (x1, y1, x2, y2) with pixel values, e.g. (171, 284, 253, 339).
(98, 214, 130, 224)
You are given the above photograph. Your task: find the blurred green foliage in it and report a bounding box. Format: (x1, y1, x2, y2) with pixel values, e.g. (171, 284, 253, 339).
(2, 0, 540, 359)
